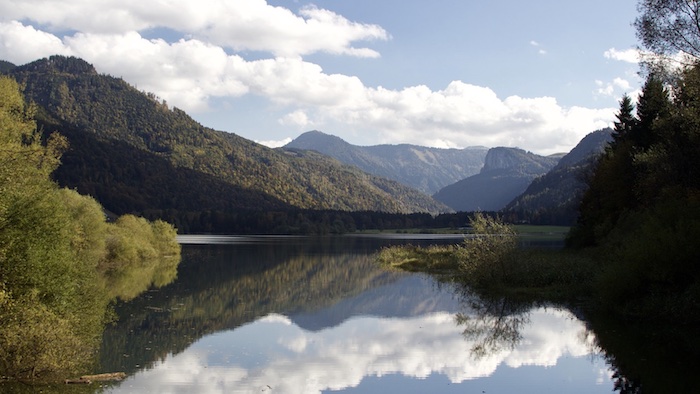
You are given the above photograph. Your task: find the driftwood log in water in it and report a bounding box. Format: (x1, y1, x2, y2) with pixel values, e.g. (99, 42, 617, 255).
(65, 372, 127, 384)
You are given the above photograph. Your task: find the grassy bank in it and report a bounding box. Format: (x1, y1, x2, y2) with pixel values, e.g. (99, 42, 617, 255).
(378, 213, 700, 323)
(377, 214, 595, 303)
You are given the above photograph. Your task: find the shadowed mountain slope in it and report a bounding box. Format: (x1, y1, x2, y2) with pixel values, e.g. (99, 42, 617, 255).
(432, 147, 560, 212)
(503, 128, 613, 224)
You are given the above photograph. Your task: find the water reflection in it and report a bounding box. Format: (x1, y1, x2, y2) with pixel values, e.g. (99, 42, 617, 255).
(105, 308, 605, 394)
(455, 295, 533, 359)
(99, 236, 416, 374)
(98, 235, 611, 393)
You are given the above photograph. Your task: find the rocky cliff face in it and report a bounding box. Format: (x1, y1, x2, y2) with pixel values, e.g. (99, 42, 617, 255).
(432, 147, 560, 212)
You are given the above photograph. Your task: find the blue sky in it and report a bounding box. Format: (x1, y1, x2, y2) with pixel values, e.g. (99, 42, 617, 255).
(0, 0, 642, 154)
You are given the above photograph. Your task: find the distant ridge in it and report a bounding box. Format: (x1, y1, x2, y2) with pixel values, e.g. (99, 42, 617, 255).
(432, 147, 559, 212)
(285, 130, 488, 194)
(504, 128, 613, 224)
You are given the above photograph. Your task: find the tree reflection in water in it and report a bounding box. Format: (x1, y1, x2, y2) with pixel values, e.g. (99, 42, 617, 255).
(450, 278, 699, 393)
(450, 281, 534, 360)
(454, 294, 532, 359)
(451, 282, 699, 393)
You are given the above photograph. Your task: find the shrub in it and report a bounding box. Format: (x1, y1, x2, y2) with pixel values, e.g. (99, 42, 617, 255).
(454, 213, 519, 287)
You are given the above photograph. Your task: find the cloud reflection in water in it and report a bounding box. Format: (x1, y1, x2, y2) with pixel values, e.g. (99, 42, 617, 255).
(106, 307, 610, 393)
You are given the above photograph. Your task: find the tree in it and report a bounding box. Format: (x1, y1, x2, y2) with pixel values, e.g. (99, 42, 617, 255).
(634, 0, 700, 64)
(0, 76, 107, 378)
(633, 74, 671, 150)
(612, 94, 636, 147)
(1, 75, 182, 379)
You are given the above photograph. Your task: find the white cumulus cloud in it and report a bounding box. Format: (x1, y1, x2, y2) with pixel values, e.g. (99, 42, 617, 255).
(604, 47, 641, 64)
(279, 110, 312, 127)
(0, 21, 70, 64)
(256, 137, 293, 148)
(0, 0, 388, 57)
(0, 1, 620, 154)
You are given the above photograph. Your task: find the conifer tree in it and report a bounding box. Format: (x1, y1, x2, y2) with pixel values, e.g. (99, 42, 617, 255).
(634, 75, 671, 150)
(611, 94, 636, 148)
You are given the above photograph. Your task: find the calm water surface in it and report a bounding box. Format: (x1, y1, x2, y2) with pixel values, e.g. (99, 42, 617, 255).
(91, 235, 619, 393)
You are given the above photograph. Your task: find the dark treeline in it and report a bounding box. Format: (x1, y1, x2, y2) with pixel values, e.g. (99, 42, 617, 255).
(140, 208, 492, 235)
(566, 65, 700, 320)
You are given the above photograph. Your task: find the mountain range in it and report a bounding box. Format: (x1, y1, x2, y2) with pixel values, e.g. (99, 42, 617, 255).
(287, 127, 613, 219)
(2, 55, 612, 229)
(503, 128, 612, 224)
(3, 56, 449, 219)
(285, 131, 488, 194)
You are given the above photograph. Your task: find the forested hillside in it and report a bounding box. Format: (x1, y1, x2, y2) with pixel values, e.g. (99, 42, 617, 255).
(3, 56, 448, 225)
(503, 128, 612, 225)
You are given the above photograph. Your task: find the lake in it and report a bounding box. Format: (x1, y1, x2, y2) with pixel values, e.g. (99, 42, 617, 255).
(1, 234, 680, 393)
(83, 234, 621, 393)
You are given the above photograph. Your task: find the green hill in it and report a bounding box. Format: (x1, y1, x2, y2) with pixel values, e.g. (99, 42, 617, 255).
(5, 56, 449, 227)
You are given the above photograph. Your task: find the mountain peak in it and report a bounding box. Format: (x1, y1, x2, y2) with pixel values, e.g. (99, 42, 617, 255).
(481, 147, 559, 174)
(16, 55, 97, 76)
(286, 130, 351, 153)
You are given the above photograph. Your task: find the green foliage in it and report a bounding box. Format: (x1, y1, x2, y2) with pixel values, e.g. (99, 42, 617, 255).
(570, 73, 675, 248)
(611, 94, 636, 147)
(0, 76, 107, 379)
(0, 76, 181, 380)
(101, 215, 181, 300)
(569, 65, 700, 321)
(0, 290, 89, 379)
(454, 213, 519, 287)
(377, 213, 517, 275)
(596, 199, 700, 320)
(378, 214, 598, 300)
(634, 0, 700, 68)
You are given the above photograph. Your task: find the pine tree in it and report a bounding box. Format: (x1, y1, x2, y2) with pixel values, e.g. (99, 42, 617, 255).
(634, 75, 671, 150)
(611, 94, 636, 148)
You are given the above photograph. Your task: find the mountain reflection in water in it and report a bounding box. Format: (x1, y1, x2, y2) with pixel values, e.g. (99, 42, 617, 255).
(100, 236, 612, 393)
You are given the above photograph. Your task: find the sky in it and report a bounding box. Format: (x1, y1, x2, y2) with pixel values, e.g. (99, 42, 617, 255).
(0, 0, 643, 155)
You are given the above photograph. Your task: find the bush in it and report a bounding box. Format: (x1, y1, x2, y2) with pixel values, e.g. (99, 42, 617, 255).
(377, 213, 598, 300)
(596, 198, 700, 320)
(454, 213, 519, 287)
(101, 215, 181, 300)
